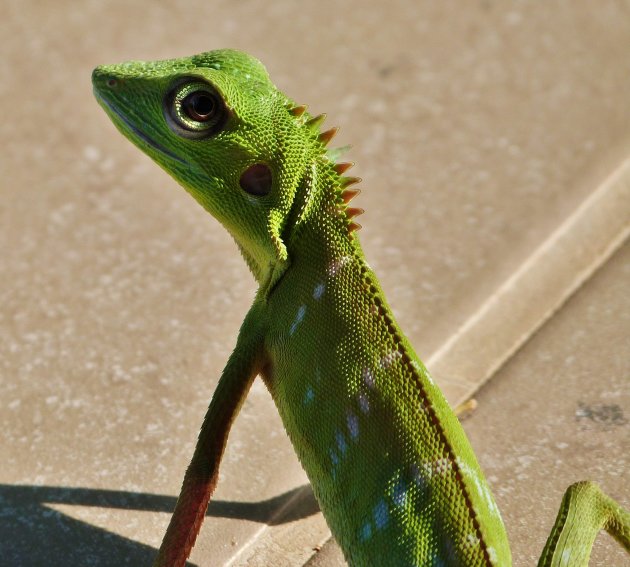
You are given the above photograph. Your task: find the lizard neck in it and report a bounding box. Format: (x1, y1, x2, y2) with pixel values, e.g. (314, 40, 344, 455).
(280, 154, 363, 274)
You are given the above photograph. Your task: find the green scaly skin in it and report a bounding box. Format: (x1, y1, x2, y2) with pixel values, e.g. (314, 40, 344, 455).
(92, 49, 630, 567)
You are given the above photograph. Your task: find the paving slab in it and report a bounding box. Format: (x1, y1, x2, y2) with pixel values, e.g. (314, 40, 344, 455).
(1, 1, 629, 566)
(464, 242, 630, 567)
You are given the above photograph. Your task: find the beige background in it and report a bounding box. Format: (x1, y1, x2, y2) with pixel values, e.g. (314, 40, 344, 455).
(1, 1, 628, 565)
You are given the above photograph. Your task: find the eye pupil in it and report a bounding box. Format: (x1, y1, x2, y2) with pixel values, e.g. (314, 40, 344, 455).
(184, 92, 215, 121)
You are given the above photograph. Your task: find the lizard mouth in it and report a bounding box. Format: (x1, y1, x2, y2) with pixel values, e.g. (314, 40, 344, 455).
(94, 89, 187, 166)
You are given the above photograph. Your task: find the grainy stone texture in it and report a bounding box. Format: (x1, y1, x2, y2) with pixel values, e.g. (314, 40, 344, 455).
(1, 1, 629, 566)
(464, 243, 630, 567)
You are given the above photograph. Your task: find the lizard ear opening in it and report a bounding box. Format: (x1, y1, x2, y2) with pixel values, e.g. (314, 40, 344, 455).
(240, 163, 272, 196)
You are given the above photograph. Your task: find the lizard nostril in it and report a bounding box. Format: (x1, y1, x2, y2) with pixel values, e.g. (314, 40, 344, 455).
(106, 78, 118, 88)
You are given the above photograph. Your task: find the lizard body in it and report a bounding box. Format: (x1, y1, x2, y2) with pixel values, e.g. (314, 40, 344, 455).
(92, 49, 629, 566)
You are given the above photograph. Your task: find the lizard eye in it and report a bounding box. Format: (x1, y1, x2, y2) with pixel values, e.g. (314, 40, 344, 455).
(165, 80, 228, 139)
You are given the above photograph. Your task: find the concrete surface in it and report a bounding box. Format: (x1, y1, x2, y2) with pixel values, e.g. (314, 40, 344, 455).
(1, 1, 629, 566)
(464, 242, 630, 566)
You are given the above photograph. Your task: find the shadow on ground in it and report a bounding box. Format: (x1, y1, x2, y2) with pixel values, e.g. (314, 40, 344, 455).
(0, 483, 320, 566)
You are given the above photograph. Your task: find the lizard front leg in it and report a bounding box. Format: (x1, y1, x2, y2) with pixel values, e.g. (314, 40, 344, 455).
(154, 307, 266, 567)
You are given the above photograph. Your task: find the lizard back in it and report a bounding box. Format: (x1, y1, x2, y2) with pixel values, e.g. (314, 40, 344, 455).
(261, 158, 511, 565)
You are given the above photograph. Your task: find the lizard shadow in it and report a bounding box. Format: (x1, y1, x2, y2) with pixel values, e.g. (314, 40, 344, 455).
(0, 483, 320, 566)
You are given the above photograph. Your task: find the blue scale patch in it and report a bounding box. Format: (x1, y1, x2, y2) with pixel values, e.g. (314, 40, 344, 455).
(358, 392, 370, 414)
(392, 478, 408, 507)
(336, 430, 347, 455)
(362, 366, 375, 389)
(360, 521, 373, 542)
(373, 499, 389, 530)
(411, 463, 430, 495)
(313, 282, 326, 300)
(329, 448, 339, 466)
(304, 386, 315, 405)
(347, 411, 359, 439)
(289, 304, 307, 336)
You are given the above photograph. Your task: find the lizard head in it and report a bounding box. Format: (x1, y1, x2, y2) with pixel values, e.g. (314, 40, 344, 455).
(93, 49, 325, 293)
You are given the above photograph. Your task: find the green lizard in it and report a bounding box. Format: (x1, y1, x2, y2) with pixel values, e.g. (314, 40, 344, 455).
(92, 49, 629, 567)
